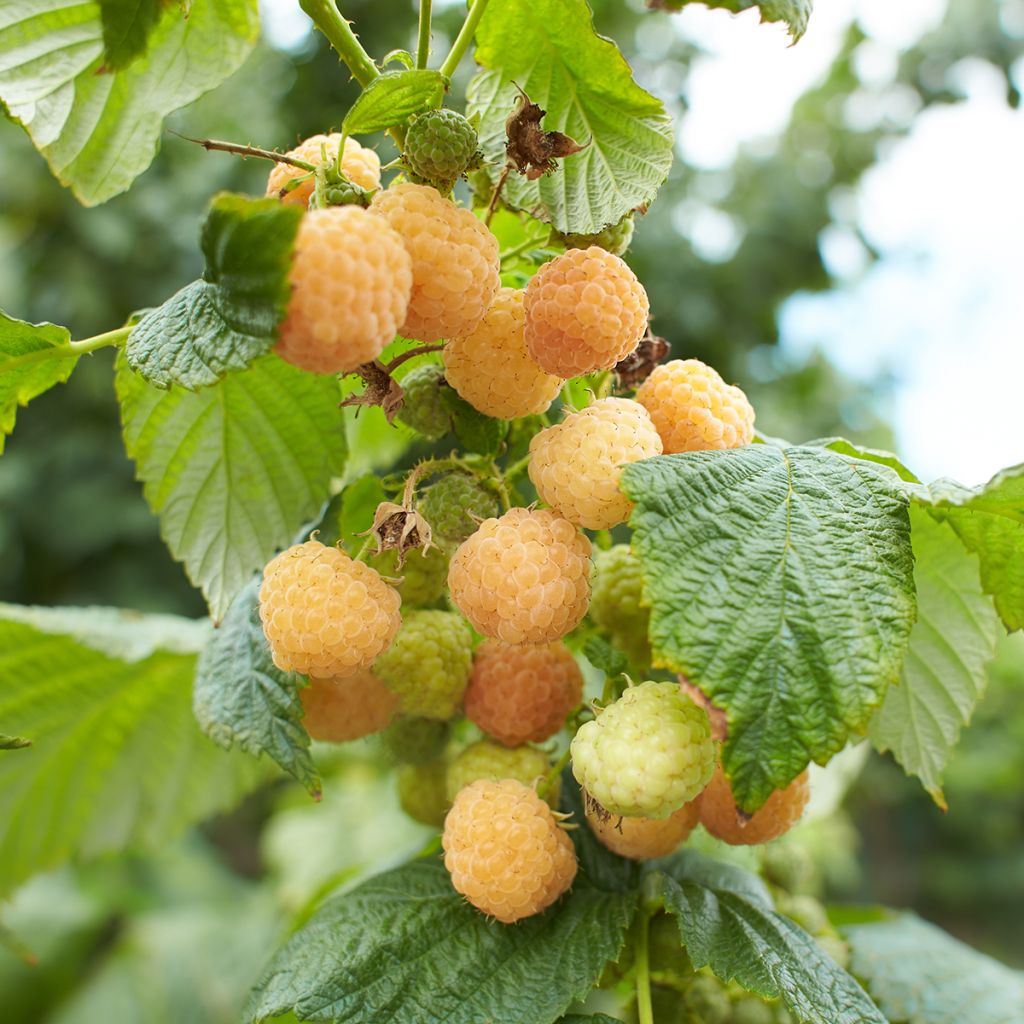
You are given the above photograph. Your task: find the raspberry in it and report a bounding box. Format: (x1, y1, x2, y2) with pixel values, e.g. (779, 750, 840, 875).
(570, 682, 715, 819)
(464, 640, 583, 747)
(398, 759, 449, 828)
(584, 792, 700, 860)
(300, 670, 398, 742)
(266, 134, 381, 207)
(373, 609, 473, 720)
(371, 184, 500, 342)
(686, 975, 732, 1024)
(418, 473, 500, 545)
(635, 358, 756, 454)
(404, 109, 480, 191)
(590, 545, 652, 671)
(276, 206, 412, 374)
(447, 507, 592, 645)
(381, 715, 450, 764)
(443, 288, 561, 419)
(446, 740, 555, 805)
(732, 997, 777, 1024)
(524, 247, 649, 378)
(396, 364, 451, 440)
(559, 214, 635, 256)
(699, 766, 810, 845)
(370, 545, 449, 608)
(259, 540, 401, 677)
(442, 778, 577, 923)
(528, 397, 662, 530)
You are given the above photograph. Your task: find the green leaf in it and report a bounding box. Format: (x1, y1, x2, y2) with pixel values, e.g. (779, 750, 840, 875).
(440, 387, 509, 456)
(844, 913, 1024, 1024)
(245, 859, 637, 1024)
(0, 0, 259, 205)
(0, 310, 75, 452)
(582, 634, 630, 680)
(194, 577, 320, 796)
(98, 0, 163, 69)
(466, 0, 674, 234)
(559, 1017, 622, 1024)
(336, 475, 388, 551)
(125, 194, 303, 390)
(809, 437, 921, 484)
(621, 446, 916, 812)
(652, 0, 813, 41)
(342, 69, 446, 135)
(0, 734, 31, 751)
(915, 465, 1024, 632)
(869, 509, 1000, 807)
(116, 354, 347, 622)
(0, 605, 262, 896)
(657, 851, 886, 1024)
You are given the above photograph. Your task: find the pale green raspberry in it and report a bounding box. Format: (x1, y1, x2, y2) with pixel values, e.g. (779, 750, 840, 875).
(589, 545, 652, 672)
(445, 740, 557, 807)
(398, 759, 449, 828)
(380, 715, 450, 764)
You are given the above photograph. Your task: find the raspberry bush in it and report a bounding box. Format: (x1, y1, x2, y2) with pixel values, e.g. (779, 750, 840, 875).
(3, 2, 1021, 1023)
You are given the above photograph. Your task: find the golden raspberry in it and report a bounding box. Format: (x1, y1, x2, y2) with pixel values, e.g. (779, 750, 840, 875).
(258, 540, 401, 677)
(446, 739, 557, 807)
(442, 778, 577, 923)
(584, 791, 700, 860)
(524, 247, 649, 378)
(266, 134, 381, 206)
(447, 507, 592, 645)
(635, 358, 755, 454)
(277, 206, 412, 374)
(699, 765, 810, 845)
(300, 670, 398, 742)
(528, 397, 662, 529)
(371, 183, 500, 342)
(444, 288, 561, 419)
(464, 640, 583, 746)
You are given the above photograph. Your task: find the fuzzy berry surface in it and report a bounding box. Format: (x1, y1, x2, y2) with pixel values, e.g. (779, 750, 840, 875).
(276, 206, 412, 374)
(464, 640, 583, 747)
(590, 545, 652, 671)
(266, 133, 381, 207)
(442, 778, 577, 923)
(404, 109, 480, 190)
(398, 759, 449, 828)
(300, 670, 398, 743)
(445, 740, 555, 805)
(447, 507, 592, 646)
(528, 397, 662, 530)
(395, 364, 451, 440)
(370, 183, 499, 343)
(443, 287, 561, 420)
(259, 540, 401, 677)
(571, 681, 716, 819)
(560, 215, 635, 256)
(370, 545, 449, 608)
(636, 358, 756, 454)
(524, 246, 649, 378)
(380, 715, 450, 765)
(699, 765, 810, 845)
(584, 791, 699, 860)
(418, 473, 499, 545)
(373, 609, 473, 720)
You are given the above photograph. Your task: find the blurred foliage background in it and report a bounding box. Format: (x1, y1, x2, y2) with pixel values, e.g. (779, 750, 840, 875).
(1, 0, 1021, 1019)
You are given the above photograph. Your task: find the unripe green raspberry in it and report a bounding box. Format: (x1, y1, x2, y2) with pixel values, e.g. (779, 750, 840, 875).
(398, 759, 449, 828)
(380, 715, 450, 764)
(374, 610, 473, 720)
(776, 893, 828, 936)
(590, 545, 652, 671)
(732, 997, 776, 1024)
(686, 975, 732, 1024)
(370, 545, 450, 608)
(817, 935, 851, 970)
(418, 473, 500, 545)
(405, 109, 481, 190)
(396, 364, 451, 439)
(559, 215, 635, 256)
(446, 740, 556, 806)
(571, 682, 715, 819)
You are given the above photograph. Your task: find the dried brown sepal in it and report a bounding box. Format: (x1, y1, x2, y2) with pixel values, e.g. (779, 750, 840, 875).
(359, 502, 433, 566)
(583, 789, 623, 830)
(613, 331, 670, 392)
(340, 361, 405, 423)
(505, 86, 588, 181)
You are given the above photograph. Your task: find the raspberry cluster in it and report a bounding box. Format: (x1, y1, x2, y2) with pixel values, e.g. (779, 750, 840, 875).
(266, 133, 381, 207)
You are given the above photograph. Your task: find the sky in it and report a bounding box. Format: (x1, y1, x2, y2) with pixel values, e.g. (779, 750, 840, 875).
(260, 0, 1023, 486)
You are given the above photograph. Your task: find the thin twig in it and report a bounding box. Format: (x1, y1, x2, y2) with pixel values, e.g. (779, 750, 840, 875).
(485, 165, 511, 226)
(438, 0, 493, 79)
(169, 131, 316, 171)
(384, 344, 445, 374)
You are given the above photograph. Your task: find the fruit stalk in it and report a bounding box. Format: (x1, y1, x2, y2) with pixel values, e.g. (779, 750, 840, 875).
(416, 0, 432, 69)
(0, 325, 132, 375)
(298, 0, 380, 88)
(439, 0, 494, 79)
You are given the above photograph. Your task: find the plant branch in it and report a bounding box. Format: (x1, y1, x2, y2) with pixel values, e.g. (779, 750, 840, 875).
(299, 0, 380, 88)
(499, 229, 551, 265)
(634, 900, 654, 1024)
(537, 745, 571, 799)
(416, 0, 432, 70)
(0, 326, 131, 375)
(485, 165, 510, 226)
(439, 0, 492, 79)
(169, 132, 317, 171)
(384, 344, 445, 374)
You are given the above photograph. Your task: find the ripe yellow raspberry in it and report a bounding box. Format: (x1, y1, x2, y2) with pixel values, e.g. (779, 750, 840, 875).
(442, 778, 577, 923)
(528, 398, 662, 529)
(266, 133, 381, 206)
(524, 247, 649, 378)
(447, 507, 592, 645)
(464, 640, 583, 746)
(635, 359, 755, 454)
(584, 791, 700, 860)
(300, 670, 398, 742)
(443, 288, 561, 419)
(699, 765, 810, 845)
(276, 206, 412, 374)
(258, 540, 401, 677)
(371, 183, 499, 342)
(445, 739, 554, 805)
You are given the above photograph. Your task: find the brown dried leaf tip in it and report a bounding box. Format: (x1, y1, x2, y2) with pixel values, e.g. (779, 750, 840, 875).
(505, 85, 588, 181)
(613, 330, 670, 392)
(360, 502, 433, 566)
(679, 675, 728, 742)
(340, 360, 405, 423)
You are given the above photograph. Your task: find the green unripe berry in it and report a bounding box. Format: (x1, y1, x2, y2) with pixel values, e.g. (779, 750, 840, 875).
(380, 715, 451, 764)
(446, 740, 556, 806)
(370, 545, 449, 608)
(732, 996, 776, 1024)
(405, 109, 481, 191)
(397, 759, 449, 828)
(397, 364, 451, 440)
(686, 974, 732, 1023)
(560, 214, 635, 256)
(418, 473, 500, 544)
(590, 545, 652, 672)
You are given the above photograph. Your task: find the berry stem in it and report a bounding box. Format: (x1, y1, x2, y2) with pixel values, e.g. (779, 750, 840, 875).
(502, 452, 532, 485)
(0, 325, 132, 375)
(498, 230, 551, 267)
(169, 132, 318, 172)
(485, 165, 510, 226)
(383, 344, 445, 374)
(537, 746, 571, 799)
(438, 0, 493, 79)
(634, 902, 655, 1024)
(299, 0, 380, 88)
(416, 0, 432, 70)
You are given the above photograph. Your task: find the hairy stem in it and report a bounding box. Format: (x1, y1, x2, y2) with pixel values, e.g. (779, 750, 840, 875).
(0, 325, 132, 375)
(416, 0, 432, 69)
(439, 0, 492, 79)
(299, 0, 379, 88)
(170, 132, 317, 171)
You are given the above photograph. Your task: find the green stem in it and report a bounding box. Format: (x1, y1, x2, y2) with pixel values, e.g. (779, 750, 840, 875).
(499, 231, 550, 266)
(439, 0, 493, 79)
(0, 325, 131, 375)
(635, 901, 655, 1024)
(538, 745, 571, 799)
(503, 452, 531, 485)
(299, 0, 379, 88)
(416, 0, 432, 70)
